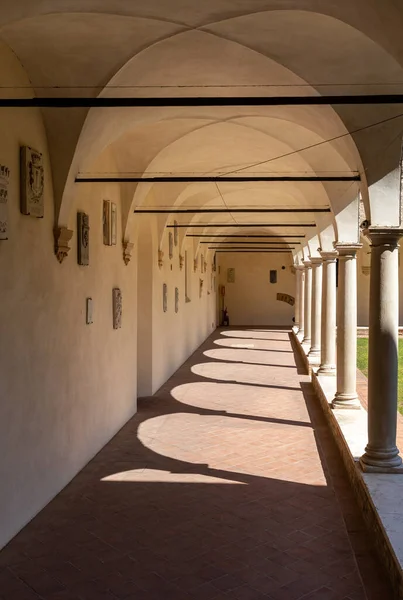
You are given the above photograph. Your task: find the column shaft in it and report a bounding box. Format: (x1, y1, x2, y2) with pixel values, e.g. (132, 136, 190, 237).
(360, 229, 403, 472)
(318, 252, 338, 375)
(302, 262, 312, 345)
(299, 269, 305, 337)
(332, 244, 361, 409)
(308, 258, 322, 361)
(294, 268, 301, 329)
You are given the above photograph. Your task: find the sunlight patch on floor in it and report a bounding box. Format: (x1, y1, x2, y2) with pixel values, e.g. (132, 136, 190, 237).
(101, 468, 245, 484)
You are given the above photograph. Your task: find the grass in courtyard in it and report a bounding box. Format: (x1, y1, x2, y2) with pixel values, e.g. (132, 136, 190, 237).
(357, 338, 403, 414)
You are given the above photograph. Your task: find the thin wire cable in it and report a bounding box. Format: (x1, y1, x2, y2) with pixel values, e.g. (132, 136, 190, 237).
(221, 112, 403, 176)
(215, 182, 238, 225)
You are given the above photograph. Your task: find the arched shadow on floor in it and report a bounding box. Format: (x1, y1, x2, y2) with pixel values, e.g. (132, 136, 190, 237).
(0, 328, 393, 600)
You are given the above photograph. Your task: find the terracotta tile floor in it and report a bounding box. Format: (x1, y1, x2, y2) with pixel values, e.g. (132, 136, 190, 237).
(0, 328, 394, 600)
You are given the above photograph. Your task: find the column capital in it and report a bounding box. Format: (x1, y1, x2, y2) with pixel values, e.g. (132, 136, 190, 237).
(303, 260, 312, 268)
(294, 264, 305, 272)
(333, 242, 362, 257)
(363, 227, 403, 248)
(320, 250, 338, 262)
(310, 257, 323, 266)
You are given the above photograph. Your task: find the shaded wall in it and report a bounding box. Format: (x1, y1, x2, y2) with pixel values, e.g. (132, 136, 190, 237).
(217, 253, 295, 326)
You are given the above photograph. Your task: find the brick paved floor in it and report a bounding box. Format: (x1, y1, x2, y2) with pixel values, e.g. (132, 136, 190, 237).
(0, 328, 394, 600)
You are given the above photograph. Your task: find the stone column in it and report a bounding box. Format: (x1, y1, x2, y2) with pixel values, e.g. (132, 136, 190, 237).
(302, 261, 312, 345)
(295, 266, 305, 336)
(308, 258, 323, 362)
(318, 251, 338, 375)
(360, 229, 403, 472)
(332, 243, 362, 409)
(294, 267, 301, 329)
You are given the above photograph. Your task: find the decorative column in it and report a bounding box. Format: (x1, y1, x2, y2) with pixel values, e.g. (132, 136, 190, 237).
(308, 258, 323, 362)
(318, 251, 338, 375)
(295, 266, 305, 336)
(332, 243, 362, 409)
(302, 261, 312, 345)
(294, 267, 301, 330)
(360, 229, 403, 472)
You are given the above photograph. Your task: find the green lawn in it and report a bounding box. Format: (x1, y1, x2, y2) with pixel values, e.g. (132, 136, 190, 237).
(357, 338, 403, 414)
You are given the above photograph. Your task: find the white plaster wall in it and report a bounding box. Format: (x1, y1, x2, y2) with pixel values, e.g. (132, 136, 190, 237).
(151, 238, 217, 393)
(217, 253, 295, 326)
(0, 45, 219, 548)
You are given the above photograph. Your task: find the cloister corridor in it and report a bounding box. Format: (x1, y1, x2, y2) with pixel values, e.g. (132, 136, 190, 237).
(0, 329, 392, 600)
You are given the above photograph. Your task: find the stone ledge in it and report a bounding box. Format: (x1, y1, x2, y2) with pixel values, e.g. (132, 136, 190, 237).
(292, 330, 403, 599)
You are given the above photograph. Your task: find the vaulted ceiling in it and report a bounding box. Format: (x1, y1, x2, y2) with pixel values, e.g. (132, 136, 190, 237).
(1, 0, 403, 247)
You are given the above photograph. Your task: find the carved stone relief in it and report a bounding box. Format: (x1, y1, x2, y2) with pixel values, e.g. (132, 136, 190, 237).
(54, 227, 73, 263)
(175, 287, 179, 313)
(20, 146, 44, 218)
(103, 200, 117, 246)
(0, 164, 10, 240)
(123, 241, 134, 265)
(163, 283, 168, 312)
(113, 288, 122, 329)
(77, 212, 90, 266)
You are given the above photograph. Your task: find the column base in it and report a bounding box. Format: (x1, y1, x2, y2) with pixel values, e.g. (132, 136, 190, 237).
(302, 336, 311, 346)
(331, 393, 361, 410)
(359, 446, 403, 473)
(317, 364, 336, 376)
(307, 351, 321, 366)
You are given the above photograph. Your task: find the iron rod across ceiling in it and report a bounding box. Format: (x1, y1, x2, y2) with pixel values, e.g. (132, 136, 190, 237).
(134, 208, 329, 214)
(2, 95, 403, 108)
(209, 247, 294, 250)
(199, 241, 297, 245)
(186, 234, 306, 238)
(76, 175, 359, 183)
(212, 250, 292, 253)
(167, 223, 315, 228)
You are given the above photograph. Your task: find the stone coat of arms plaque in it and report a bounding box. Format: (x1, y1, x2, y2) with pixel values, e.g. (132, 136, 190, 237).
(20, 146, 44, 218)
(77, 212, 90, 265)
(113, 288, 122, 329)
(0, 164, 10, 240)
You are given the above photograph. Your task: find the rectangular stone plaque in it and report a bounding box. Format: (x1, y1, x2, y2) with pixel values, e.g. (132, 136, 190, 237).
(113, 288, 122, 329)
(163, 283, 167, 312)
(77, 212, 89, 265)
(0, 164, 10, 240)
(86, 298, 93, 324)
(111, 202, 117, 245)
(227, 268, 235, 283)
(20, 146, 44, 218)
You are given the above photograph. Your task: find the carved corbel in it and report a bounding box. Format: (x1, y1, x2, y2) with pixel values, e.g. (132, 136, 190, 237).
(203, 261, 207, 273)
(361, 265, 371, 276)
(179, 254, 184, 271)
(194, 258, 198, 272)
(199, 278, 204, 297)
(123, 241, 134, 265)
(158, 249, 164, 269)
(54, 226, 73, 263)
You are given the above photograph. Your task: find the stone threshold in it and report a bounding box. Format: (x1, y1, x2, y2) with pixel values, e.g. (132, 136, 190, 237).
(292, 329, 403, 600)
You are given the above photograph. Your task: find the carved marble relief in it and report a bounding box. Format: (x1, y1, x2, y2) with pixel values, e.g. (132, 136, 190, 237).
(103, 200, 117, 246)
(175, 287, 179, 313)
(77, 212, 90, 265)
(169, 232, 173, 259)
(20, 146, 44, 218)
(0, 164, 10, 240)
(54, 227, 73, 263)
(227, 268, 235, 283)
(113, 288, 122, 329)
